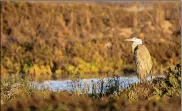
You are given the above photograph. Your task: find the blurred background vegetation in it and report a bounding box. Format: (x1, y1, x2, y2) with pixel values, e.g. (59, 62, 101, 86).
(1, 1, 180, 80)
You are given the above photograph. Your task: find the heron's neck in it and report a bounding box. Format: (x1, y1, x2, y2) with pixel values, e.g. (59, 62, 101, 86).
(132, 41, 142, 52)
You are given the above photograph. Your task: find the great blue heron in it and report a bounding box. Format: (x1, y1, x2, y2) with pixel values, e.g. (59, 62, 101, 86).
(125, 37, 153, 82)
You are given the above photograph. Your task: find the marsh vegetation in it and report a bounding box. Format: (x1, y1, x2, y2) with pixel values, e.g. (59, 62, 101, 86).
(1, 64, 181, 111)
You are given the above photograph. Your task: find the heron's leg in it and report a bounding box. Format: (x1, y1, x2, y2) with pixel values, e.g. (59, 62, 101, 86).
(140, 76, 146, 83)
(141, 79, 146, 84)
(138, 75, 142, 84)
(139, 74, 146, 83)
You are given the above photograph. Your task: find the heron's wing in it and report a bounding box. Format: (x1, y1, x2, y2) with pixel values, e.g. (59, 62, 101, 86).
(134, 45, 153, 76)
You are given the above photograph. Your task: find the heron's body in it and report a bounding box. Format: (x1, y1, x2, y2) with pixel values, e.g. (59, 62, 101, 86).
(125, 37, 153, 82)
(134, 44, 153, 82)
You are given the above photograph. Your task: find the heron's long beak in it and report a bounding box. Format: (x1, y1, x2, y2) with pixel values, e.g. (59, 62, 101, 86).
(124, 38, 133, 42)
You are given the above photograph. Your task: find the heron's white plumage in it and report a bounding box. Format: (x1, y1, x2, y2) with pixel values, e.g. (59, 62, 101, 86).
(125, 37, 142, 52)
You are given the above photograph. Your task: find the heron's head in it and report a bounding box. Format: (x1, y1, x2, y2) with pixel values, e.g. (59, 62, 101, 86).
(125, 37, 143, 52)
(125, 37, 142, 44)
